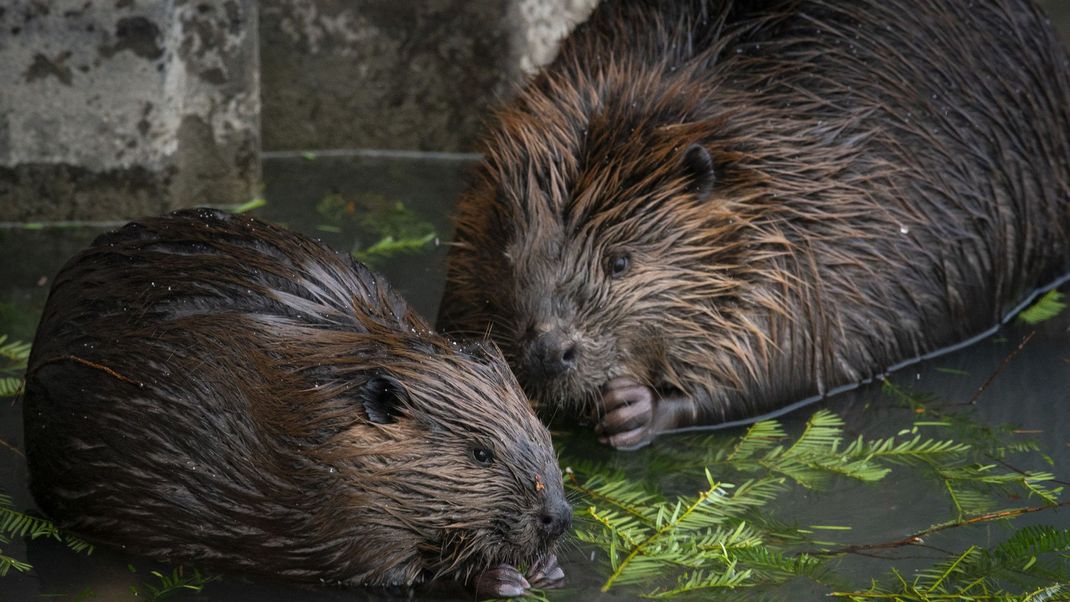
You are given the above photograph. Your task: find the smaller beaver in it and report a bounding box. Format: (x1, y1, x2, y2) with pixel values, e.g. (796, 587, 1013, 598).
(22, 209, 569, 598)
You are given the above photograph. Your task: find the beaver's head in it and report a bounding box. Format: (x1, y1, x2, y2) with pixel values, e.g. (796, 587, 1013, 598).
(269, 295, 570, 587)
(441, 63, 783, 420)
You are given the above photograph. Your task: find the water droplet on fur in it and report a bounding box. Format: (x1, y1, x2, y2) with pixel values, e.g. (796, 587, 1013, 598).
(899, 225, 909, 234)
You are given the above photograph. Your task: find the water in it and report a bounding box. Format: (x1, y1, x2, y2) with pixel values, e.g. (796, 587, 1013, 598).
(1, 150, 1068, 600)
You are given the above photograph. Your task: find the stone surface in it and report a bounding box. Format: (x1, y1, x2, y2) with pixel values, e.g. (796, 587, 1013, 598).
(0, 0, 260, 222)
(516, 0, 597, 75)
(259, 0, 596, 152)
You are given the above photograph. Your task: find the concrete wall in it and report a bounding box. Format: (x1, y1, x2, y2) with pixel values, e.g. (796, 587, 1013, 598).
(0, 0, 260, 222)
(259, 0, 596, 153)
(0, 0, 594, 221)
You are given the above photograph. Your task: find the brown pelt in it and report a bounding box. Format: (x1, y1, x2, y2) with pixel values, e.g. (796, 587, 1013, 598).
(23, 209, 569, 591)
(437, 0, 1070, 448)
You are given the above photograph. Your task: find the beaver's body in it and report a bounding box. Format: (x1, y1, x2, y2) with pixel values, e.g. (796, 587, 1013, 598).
(23, 209, 569, 595)
(438, 0, 1070, 448)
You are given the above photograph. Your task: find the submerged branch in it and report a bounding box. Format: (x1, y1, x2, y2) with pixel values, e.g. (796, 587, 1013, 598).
(812, 501, 1070, 557)
(965, 330, 1035, 406)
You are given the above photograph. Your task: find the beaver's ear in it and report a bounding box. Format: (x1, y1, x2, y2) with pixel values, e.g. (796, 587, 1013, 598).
(359, 376, 408, 424)
(679, 144, 715, 199)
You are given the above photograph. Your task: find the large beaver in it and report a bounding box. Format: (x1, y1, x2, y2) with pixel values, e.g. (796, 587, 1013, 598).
(438, 0, 1070, 449)
(23, 209, 569, 597)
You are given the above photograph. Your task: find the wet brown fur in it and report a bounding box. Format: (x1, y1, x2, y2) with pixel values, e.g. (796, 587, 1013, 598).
(438, 0, 1070, 437)
(23, 209, 566, 587)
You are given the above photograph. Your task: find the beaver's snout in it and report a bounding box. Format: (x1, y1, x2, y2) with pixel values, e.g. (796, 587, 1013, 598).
(525, 328, 580, 379)
(537, 498, 573, 540)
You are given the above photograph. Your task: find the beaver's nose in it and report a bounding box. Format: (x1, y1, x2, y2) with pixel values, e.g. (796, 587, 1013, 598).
(530, 330, 579, 377)
(537, 500, 573, 539)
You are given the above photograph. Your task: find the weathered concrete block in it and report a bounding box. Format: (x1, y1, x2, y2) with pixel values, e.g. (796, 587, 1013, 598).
(516, 0, 598, 74)
(260, 0, 596, 152)
(0, 0, 260, 222)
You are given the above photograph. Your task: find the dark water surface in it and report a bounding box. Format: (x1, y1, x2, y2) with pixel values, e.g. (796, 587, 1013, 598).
(1, 152, 1068, 600)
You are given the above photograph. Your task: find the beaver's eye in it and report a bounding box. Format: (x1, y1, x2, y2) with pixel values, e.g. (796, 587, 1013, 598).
(472, 447, 494, 467)
(607, 254, 630, 278)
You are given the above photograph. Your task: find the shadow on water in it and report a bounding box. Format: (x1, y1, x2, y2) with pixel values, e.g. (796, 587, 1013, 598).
(1, 152, 1068, 600)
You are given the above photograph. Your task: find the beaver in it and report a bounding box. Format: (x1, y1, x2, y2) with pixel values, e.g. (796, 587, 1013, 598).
(437, 0, 1070, 449)
(22, 209, 569, 598)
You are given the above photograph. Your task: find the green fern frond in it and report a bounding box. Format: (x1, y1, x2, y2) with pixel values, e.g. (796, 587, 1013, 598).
(817, 457, 892, 482)
(675, 478, 784, 532)
(0, 493, 93, 563)
(0, 551, 32, 576)
(914, 545, 983, 592)
(781, 410, 846, 458)
(230, 197, 267, 214)
(643, 563, 754, 598)
(758, 456, 837, 489)
(353, 232, 436, 264)
(134, 566, 218, 601)
(0, 499, 62, 542)
(64, 534, 94, 555)
(0, 336, 31, 363)
(995, 526, 1070, 561)
(0, 377, 23, 398)
(687, 522, 766, 556)
(581, 507, 648, 551)
(943, 482, 997, 517)
(1018, 290, 1066, 324)
(566, 467, 663, 527)
(732, 546, 828, 582)
(726, 420, 788, 462)
(852, 434, 971, 463)
(942, 466, 1061, 504)
(1022, 583, 1069, 601)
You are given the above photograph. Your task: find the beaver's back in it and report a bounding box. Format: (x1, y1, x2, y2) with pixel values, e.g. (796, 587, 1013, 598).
(22, 209, 417, 576)
(551, 0, 1070, 343)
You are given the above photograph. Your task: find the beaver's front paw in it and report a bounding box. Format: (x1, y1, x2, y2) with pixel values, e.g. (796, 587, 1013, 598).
(596, 377, 657, 450)
(471, 554, 567, 599)
(526, 553, 566, 589)
(472, 564, 530, 598)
